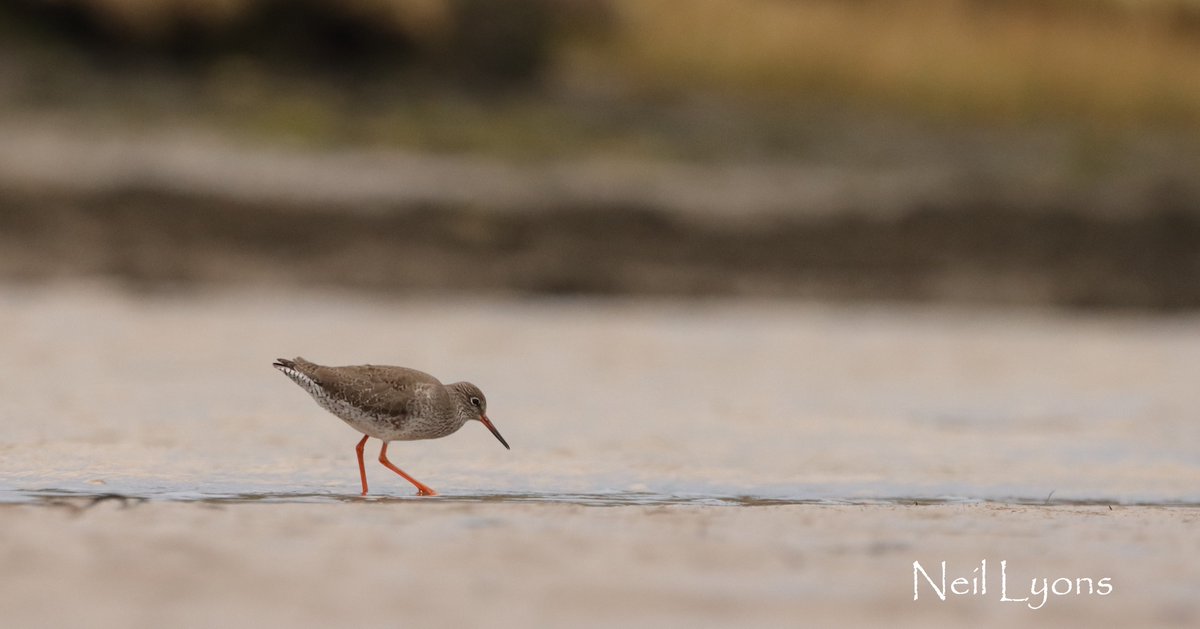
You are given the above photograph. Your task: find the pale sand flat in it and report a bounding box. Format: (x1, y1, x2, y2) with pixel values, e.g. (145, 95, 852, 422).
(1, 285, 1197, 627)
(0, 502, 1195, 628)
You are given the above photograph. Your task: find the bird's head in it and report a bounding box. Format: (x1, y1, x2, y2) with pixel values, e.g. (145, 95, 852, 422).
(450, 382, 510, 450)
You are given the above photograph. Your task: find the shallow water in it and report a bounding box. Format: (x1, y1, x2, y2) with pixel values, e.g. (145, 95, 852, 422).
(6, 487, 1200, 509)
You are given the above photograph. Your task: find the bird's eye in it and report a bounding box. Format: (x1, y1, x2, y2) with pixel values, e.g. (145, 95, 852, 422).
(470, 396, 481, 407)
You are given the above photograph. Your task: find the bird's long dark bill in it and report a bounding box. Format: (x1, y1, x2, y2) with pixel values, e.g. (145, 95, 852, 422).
(481, 415, 510, 450)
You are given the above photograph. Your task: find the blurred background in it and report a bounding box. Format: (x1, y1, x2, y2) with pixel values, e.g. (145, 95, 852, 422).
(4, 7, 1200, 628)
(2, 0, 1198, 307)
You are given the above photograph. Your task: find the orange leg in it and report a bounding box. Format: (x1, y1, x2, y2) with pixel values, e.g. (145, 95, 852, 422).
(378, 442, 438, 496)
(355, 435, 370, 496)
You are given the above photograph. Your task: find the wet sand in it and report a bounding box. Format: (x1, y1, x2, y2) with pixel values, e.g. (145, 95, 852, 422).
(0, 284, 1198, 626)
(2, 500, 1197, 628)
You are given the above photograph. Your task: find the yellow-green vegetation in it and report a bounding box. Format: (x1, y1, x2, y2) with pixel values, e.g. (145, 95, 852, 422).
(5, 0, 1200, 150)
(560, 0, 1200, 128)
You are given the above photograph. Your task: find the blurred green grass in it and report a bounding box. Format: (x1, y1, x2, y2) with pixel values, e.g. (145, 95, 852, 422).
(2, 0, 1200, 157)
(570, 0, 1200, 128)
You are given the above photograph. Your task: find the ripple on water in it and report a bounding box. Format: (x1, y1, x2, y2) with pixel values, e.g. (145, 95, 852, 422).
(2, 487, 1199, 509)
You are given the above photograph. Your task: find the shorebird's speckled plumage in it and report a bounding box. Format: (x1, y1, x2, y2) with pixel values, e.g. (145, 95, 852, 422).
(272, 357, 509, 496)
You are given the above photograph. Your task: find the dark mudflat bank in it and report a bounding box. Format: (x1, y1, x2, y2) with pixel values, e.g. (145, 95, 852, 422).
(2, 185, 1198, 309)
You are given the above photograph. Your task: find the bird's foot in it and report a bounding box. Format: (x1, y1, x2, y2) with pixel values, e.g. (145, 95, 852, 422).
(415, 487, 438, 497)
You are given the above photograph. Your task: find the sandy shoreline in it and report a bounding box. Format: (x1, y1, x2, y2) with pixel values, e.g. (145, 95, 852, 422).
(1, 285, 1197, 626)
(2, 500, 1196, 628)
(2, 285, 1197, 503)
